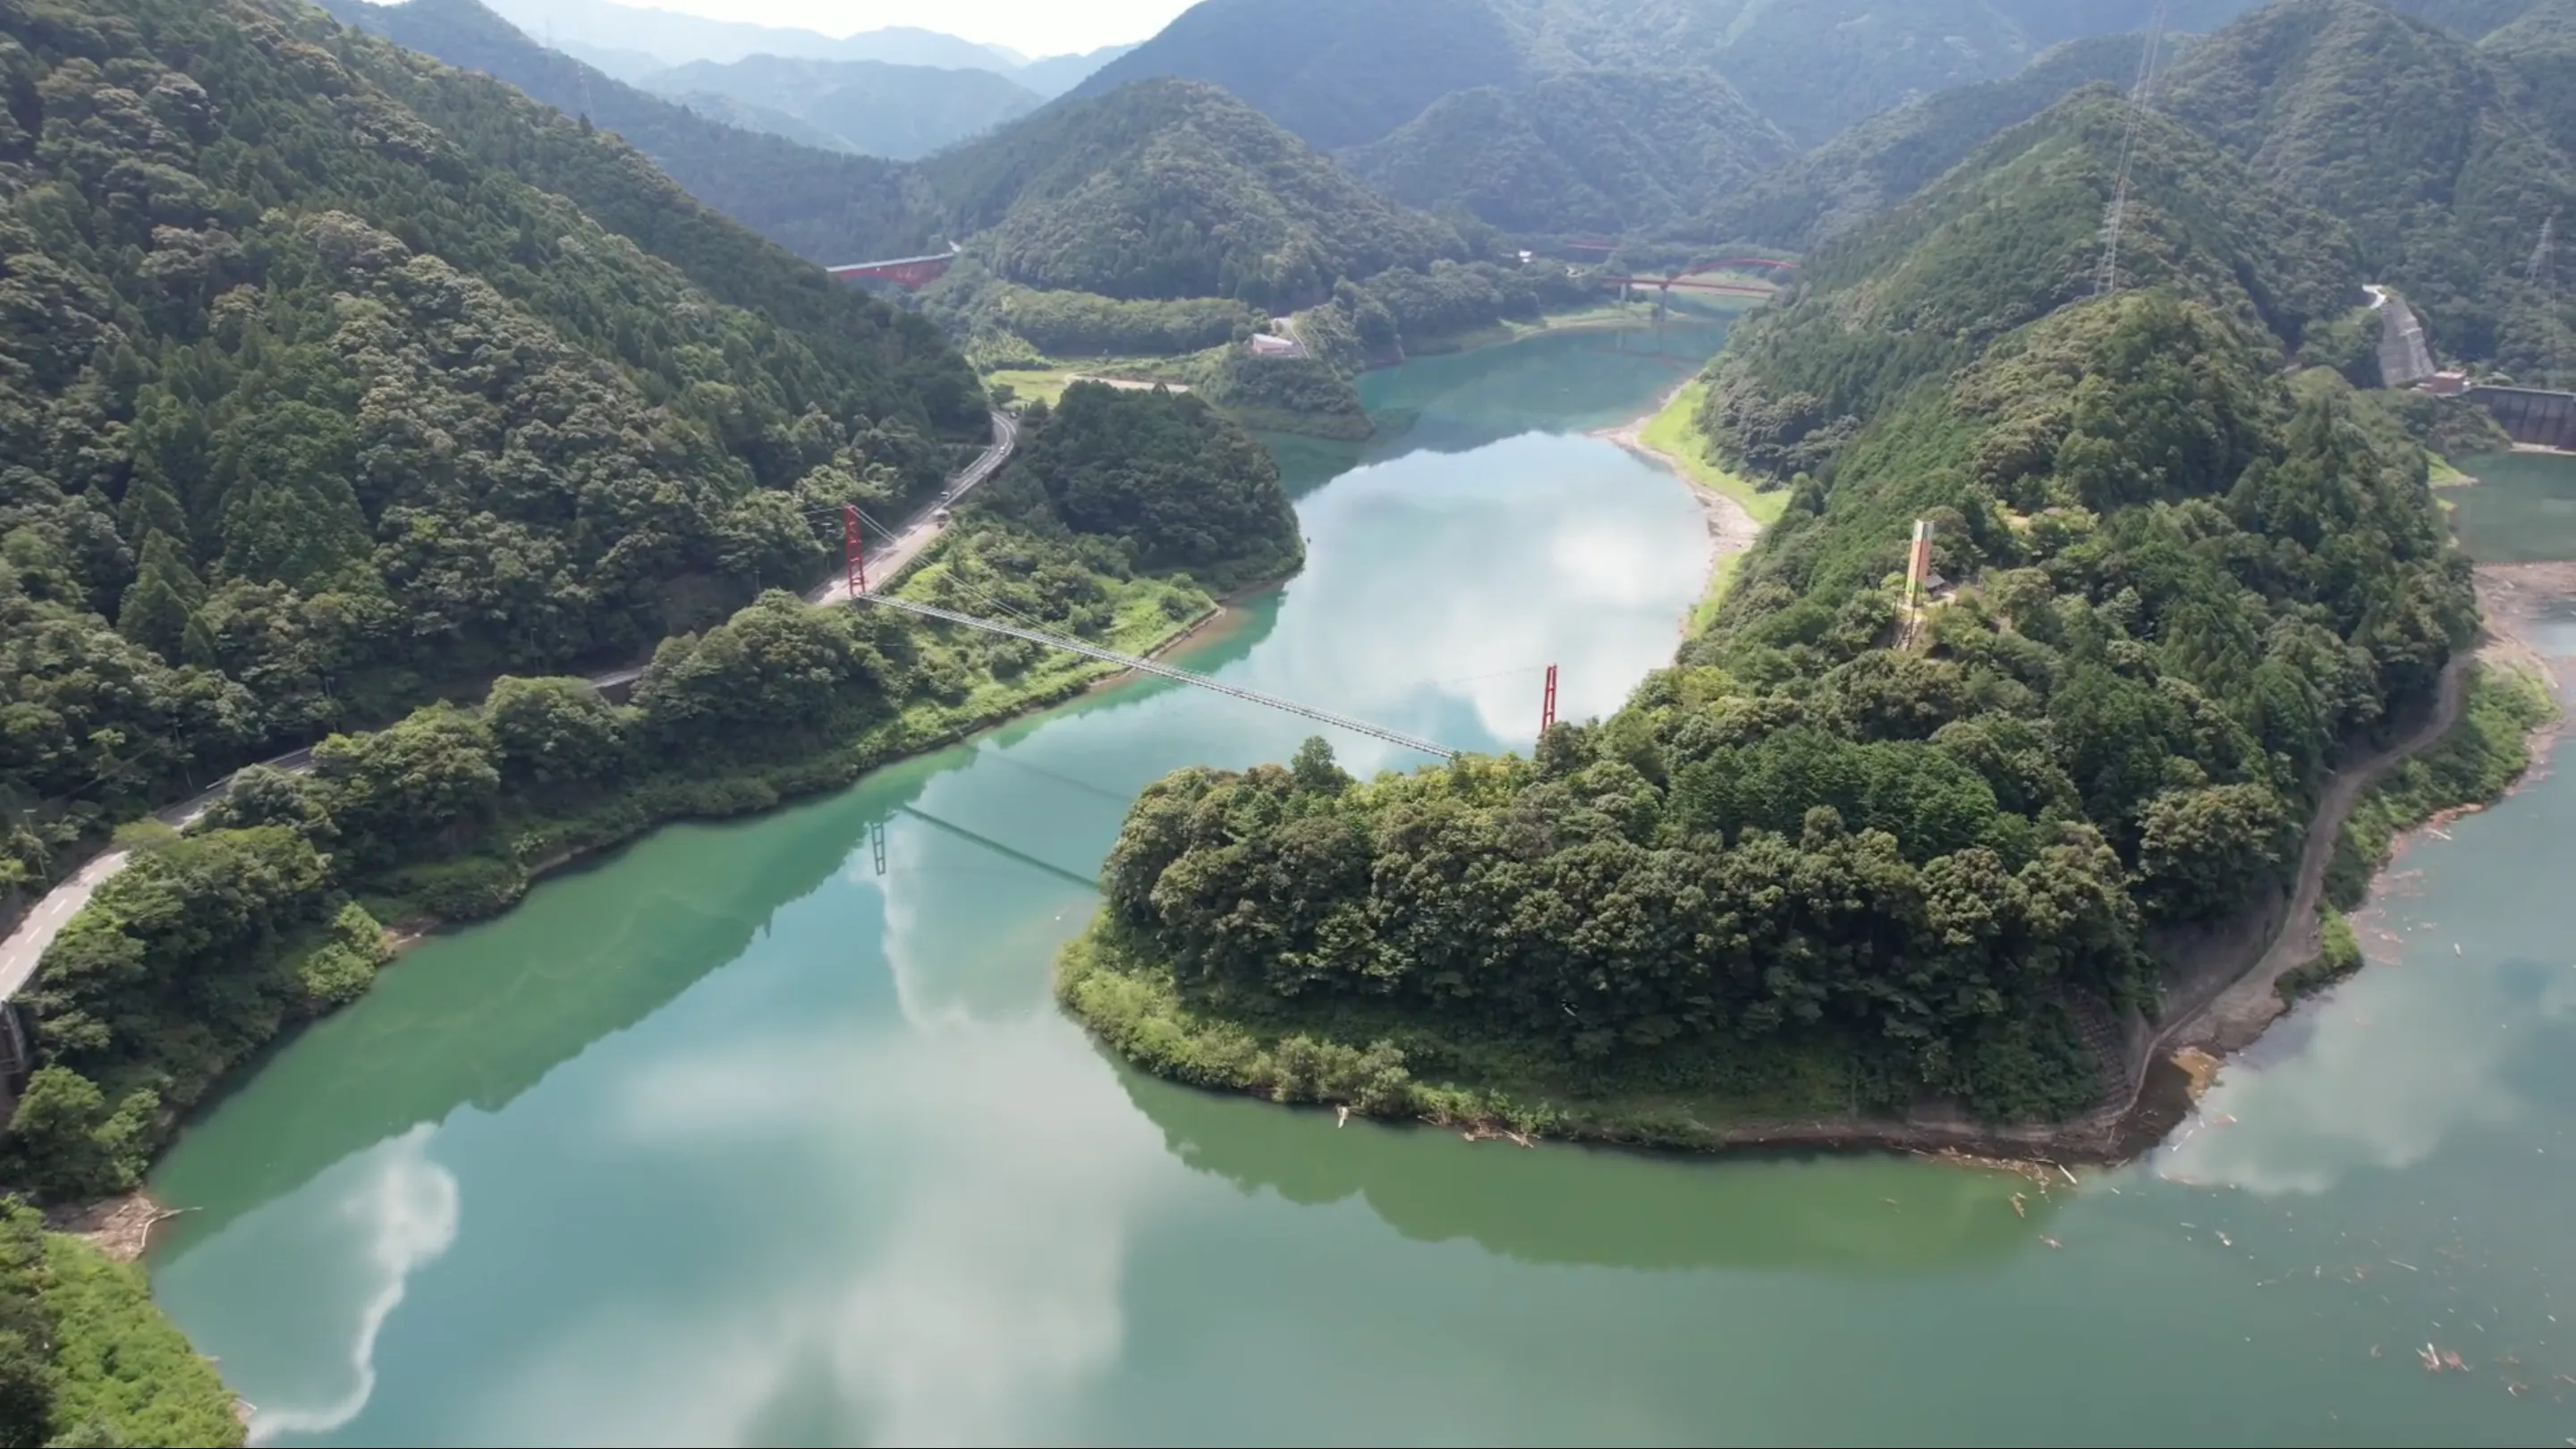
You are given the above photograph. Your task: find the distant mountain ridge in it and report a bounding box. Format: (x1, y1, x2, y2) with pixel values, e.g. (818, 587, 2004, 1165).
(1705, 35, 2162, 252)
(320, 0, 943, 260)
(640, 55, 1045, 160)
(1078, 0, 2267, 153)
(1344, 69, 1794, 235)
(481, 0, 1134, 96)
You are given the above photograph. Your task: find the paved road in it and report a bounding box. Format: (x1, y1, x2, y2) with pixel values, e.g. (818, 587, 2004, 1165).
(0, 411, 1020, 1013)
(808, 409, 1019, 605)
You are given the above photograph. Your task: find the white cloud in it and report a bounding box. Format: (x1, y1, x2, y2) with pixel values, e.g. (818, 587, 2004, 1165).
(242, 1127, 462, 1444)
(2160, 956, 2576, 1196)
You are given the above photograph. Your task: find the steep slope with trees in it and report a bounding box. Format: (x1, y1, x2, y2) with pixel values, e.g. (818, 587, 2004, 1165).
(640, 55, 1044, 160)
(1082, 0, 2243, 154)
(1072, 0, 1533, 151)
(1704, 36, 2157, 251)
(1699, 90, 2360, 480)
(0, 0, 981, 893)
(2156, 0, 2576, 382)
(319, 0, 941, 260)
(0, 1207, 238, 1446)
(2486, 0, 2576, 157)
(1344, 69, 1793, 236)
(2, 382, 1297, 1209)
(915, 79, 1465, 308)
(1063, 83, 2472, 1133)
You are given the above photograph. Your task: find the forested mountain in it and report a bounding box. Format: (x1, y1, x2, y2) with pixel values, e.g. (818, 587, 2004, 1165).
(1074, 0, 1530, 151)
(0, 0, 982, 893)
(319, 0, 940, 262)
(2485, 0, 2576, 157)
(640, 55, 1043, 160)
(949, 384, 1305, 596)
(648, 86, 855, 155)
(1344, 69, 1793, 235)
(915, 80, 1465, 307)
(1704, 36, 2157, 252)
(1072, 81, 2474, 1129)
(1700, 89, 2360, 479)
(2381, 0, 2547, 36)
(1080, 0, 2241, 154)
(2157, 0, 2576, 382)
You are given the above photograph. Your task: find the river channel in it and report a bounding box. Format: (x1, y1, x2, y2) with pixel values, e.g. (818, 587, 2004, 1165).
(149, 336, 2576, 1446)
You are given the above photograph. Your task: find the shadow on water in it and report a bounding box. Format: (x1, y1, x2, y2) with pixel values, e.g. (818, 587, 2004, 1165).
(1114, 1064, 2053, 1275)
(894, 805, 1098, 894)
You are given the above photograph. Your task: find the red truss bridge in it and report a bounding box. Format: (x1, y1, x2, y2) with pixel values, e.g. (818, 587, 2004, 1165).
(826, 246, 962, 290)
(1601, 257, 1799, 298)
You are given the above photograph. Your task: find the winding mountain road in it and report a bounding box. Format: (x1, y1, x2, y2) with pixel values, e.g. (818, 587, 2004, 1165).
(0, 411, 1019, 1013)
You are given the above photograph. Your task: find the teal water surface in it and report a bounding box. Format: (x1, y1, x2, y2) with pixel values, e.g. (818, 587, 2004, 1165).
(2450, 452, 2576, 563)
(148, 326, 2576, 1446)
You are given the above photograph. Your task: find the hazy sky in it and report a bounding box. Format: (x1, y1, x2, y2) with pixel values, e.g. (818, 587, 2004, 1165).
(619, 0, 1194, 56)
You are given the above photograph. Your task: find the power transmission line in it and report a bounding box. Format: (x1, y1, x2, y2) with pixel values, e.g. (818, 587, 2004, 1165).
(2097, 0, 2174, 300)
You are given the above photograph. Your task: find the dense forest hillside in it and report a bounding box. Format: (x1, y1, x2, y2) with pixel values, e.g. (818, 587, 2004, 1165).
(1699, 89, 2360, 480)
(1344, 69, 1792, 236)
(2486, 0, 2576, 156)
(0, 0, 982, 894)
(2157, 0, 2576, 384)
(945, 384, 1304, 597)
(319, 0, 942, 261)
(1073, 0, 1532, 151)
(4, 380, 1296, 1209)
(640, 55, 1043, 161)
(1704, 36, 2157, 252)
(915, 80, 1465, 308)
(647, 85, 852, 155)
(0, 1205, 239, 1445)
(1061, 75, 2472, 1129)
(1082, 0, 2243, 154)
(2381, 0, 2547, 36)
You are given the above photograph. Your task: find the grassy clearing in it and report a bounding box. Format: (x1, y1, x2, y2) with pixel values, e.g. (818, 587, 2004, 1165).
(2428, 453, 2474, 486)
(1057, 924, 1860, 1148)
(1636, 382, 1787, 629)
(1640, 383, 1787, 528)
(982, 368, 1076, 407)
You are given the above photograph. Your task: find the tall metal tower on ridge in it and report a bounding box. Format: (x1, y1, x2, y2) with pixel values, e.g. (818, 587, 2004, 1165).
(2096, 0, 2174, 300)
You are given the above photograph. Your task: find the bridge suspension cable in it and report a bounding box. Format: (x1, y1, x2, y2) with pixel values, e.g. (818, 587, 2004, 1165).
(847, 592, 1460, 760)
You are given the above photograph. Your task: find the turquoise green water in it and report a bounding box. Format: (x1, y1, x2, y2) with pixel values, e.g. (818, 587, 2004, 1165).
(149, 327, 2576, 1445)
(2450, 452, 2576, 562)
